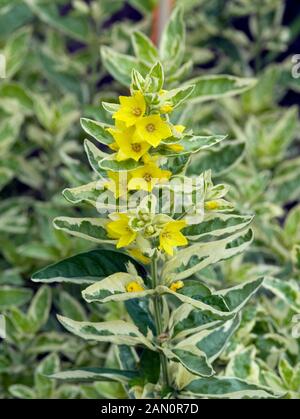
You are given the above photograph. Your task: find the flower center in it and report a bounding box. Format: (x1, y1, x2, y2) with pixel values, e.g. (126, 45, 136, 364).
(146, 123, 156, 133)
(132, 107, 142, 116)
(143, 173, 152, 182)
(162, 231, 172, 239)
(131, 143, 142, 152)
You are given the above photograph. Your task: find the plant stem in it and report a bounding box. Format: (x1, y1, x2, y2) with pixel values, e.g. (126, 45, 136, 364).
(151, 255, 170, 389)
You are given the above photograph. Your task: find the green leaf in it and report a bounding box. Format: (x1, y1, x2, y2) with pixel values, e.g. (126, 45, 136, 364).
(38, 51, 84, 100)
(0, 286, 32, 309)
(50, 367, 139, 384)
(32, 249, 145, 284)
(80, 118, 114, 146)
(272, 157, 300, 204)
(84, 139, 107, 177)
(63, 181, 105, 207)
(160, 7, 185, 73)
(242, 66, 280, 113)
(99, 155, 143, 172)
(159, 277, 263, 315)
(278, 358, 294, 388)
(263, 278, 300, 312)
(146, 61, 164, 93)
(0, 119, 21, 154)
(181, 377, 281, 399)
(28, 285, 51, 331)
(9, 307, 34, 335)
(9, 385, 36, 399)
(185, 75, 257, 104)
(128, 0, 156, 13)
(140, 349, 160, 384)
(57, 315, 155, 349)
(0, 83, 34, 112)
(164, 85, 195, 109)
(35, 353, 60, 399)
(0, 3, 33, 38)
(188, 141, 245, 176)
(169, 303, 228, 340)
(187, 316, 240, 362)
(162, 228, 254, 282)
(183, 214, 253, 241)
(82, 272, 153, 304)
(159, 135, 226, 157)
(125, 299, 156, 336)
(26, 1, 90, 42)
(53, 217, 112, 244)
(283, 204, 300, 245)
(164, 346, 214, 378)
(4, 26, 32, 79)
(132, 31, 158, 64)
(102, 102, 120, 114)
(59, 291, 86, 322)
(226, 347, 259, 383)
(101, 46, 140, 87)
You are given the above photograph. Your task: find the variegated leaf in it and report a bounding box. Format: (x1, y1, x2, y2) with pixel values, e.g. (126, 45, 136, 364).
(162, 346, 214, 378)
(53, 217, 113, 244)
(263, 277, 300, 312)
(158, 278, 263, 317)
(180, 377, 281, 399)
(162, 228, 254, 282)
(185, 75, 257, 104)
(50, 367, 139, 384)
(57, 315, 155, 350)
(99, 155, 143, 172)
(183, 214, 253, 241)
(63, 181, 105, 207)
(158, 135, 226, 157)
(82, 272, 154, 304)
(84, 139, 107, 176)
(169, 303, 225, 340)
(172, 316, 241, 363)
(32, 249, 145, 284)
(80, 118, 114, 145)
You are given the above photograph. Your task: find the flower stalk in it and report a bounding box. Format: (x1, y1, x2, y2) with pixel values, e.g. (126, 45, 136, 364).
(151, 254, 170, 389)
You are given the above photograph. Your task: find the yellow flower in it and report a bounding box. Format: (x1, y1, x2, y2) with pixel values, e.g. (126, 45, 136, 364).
(135, 115, 172, 147)
(128, 162, 171, 192)
(170, 281, 184, 292)
(108, 142, 119, 152)
(204, 200, 219, 210)
(174, 125, 186, 134)
(168, 143, 184, 153)
(128, 248, 151, 264)
(107, 122, 124, 152)
(166, 125, 186, 152)
(126, 281, 145, 292)
(107, 213, 137, 248)
(104, 171, 129, 199)
(113, 92, 146, 127)
(159, 220, 188, 256)
(160, 103, 173, 114)
(109, 125, 150, 162)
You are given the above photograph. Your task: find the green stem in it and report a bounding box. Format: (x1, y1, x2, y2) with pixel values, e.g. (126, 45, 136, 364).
(151, 255, 170, 389)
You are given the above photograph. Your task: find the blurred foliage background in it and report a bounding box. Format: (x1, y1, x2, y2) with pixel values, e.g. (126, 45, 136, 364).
(0, 0, 300, 399)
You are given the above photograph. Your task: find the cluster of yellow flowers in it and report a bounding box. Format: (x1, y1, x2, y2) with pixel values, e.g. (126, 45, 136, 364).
(104, 89, 189, 263)
(107, 213, 187, 256)
(104, 91, 185, 196)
